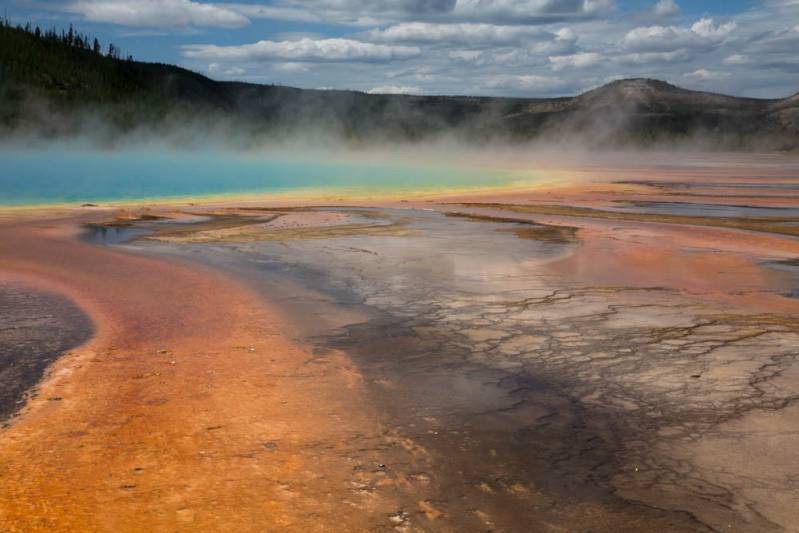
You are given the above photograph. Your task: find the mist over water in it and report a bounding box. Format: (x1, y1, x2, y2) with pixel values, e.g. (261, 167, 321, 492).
(4, 138, 797, 207)
(0, 146, 535, 206)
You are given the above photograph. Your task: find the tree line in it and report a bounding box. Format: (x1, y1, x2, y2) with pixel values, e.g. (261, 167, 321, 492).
(1, 17, 131, 60)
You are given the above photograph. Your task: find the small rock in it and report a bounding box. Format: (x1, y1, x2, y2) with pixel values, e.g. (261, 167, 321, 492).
(262, 441, 278, 451)
(388, 511, 409, 526)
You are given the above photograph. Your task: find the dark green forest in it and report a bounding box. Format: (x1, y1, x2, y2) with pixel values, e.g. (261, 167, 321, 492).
(1, 21, 152, 106)
(0, 20, 236, 133)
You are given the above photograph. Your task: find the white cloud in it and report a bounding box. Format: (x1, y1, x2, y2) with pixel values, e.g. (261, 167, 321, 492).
(555, 27, 577, 42)
(616, 50, 693, 65)
(549, 52, 602, 70)
(274, 62, 311, 73)
(448, 0, 615, 24)
(367, 85, 422, 94)
(685, 68, 730, 80)
(183, 38, 421, 62)
(483, 74, 565, 93)
(67, 0, 249, 28)
(446, 46, 551, 67)
(366, 22, 553, 46)
(58, 0, 798, 99)
(653, 0, 679, 16)
(207, 63, 246, 77)
(741, 26, 799, 54)
(449, 50, 484, 62)
(256, 0, 616, 25)
(621, 18, 736, 53)
(724, 54, 750, 65)
(690, 18, 737, 39)
(224, 3, 321, 23)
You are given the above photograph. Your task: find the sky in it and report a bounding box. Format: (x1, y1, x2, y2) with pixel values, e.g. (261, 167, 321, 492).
(4, 0, 799, 98)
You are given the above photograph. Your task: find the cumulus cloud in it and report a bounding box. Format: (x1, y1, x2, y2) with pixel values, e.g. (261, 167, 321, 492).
(183, 38, 421, 62)
(308, 0, 456, 18)
(724, 54, 750, 65)
(691, 18, 737, 39)
(616, 49, 693, 65)
(274, 62, 311, 73)
(549, 52, 602, 70)
(653, 0, 679, 16)
(446, 47, 544, 67)
(366, 22, 553, 46)
(684, 68, 730, 80)
(621, 18, 736, 53)
(224, 3, 322, 23)
(741, 26, 799, 54)
(483, 74, 565, 93)
(367, 85, 422, 94)
(31, 0, 798, 98)
(207, 62, 246, 76)
(67, 0, 249, 28)
(449, 50, 484, 62)
(250, 0, 616, 25)
(447, 0, 615, 24)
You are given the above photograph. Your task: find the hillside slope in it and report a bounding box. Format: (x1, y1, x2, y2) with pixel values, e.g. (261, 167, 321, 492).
(1, 23, 796, 148)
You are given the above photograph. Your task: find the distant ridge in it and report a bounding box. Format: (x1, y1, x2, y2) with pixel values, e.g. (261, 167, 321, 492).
(1, 22, 797, 149)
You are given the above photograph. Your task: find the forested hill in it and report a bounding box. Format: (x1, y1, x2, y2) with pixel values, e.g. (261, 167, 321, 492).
(0, 20, 234, 129)
(1, 21, 797, 148)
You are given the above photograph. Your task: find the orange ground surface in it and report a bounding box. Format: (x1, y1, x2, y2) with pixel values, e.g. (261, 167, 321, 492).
(0, 217, 393, 531)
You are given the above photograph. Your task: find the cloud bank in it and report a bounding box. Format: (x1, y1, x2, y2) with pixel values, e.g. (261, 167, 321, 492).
(11, 0, 798, 98)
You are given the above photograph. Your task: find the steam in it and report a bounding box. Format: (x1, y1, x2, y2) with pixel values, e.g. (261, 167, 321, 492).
(1, 79, 796, 154)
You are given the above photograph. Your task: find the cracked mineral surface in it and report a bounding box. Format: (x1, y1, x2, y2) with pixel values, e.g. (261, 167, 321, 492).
(111, 206, 799, 531)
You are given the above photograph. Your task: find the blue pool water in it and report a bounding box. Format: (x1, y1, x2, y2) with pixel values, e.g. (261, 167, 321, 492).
(0, 148, 526, 205)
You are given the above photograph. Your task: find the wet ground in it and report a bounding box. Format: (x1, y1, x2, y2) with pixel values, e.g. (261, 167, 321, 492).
(608, 201, 799, 218)
(764, 259, 799, 298)
(85, 205, 799, 531)
(0, 282, 92, 423)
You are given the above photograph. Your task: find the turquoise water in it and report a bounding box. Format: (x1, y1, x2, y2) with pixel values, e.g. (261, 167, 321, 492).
(0, 149, 525, 206)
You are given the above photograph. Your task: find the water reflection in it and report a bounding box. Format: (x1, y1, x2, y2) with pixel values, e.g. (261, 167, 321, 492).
(83, 225, 149, 245)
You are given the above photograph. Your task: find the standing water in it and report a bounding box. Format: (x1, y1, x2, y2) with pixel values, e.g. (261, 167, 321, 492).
(0, 148, 531, 205)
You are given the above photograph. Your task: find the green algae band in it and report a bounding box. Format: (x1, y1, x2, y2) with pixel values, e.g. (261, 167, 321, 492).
(0, 149, 525, 206)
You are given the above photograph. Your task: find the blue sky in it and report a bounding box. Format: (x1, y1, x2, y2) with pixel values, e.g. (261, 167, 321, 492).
(3, 0, 798, 97)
